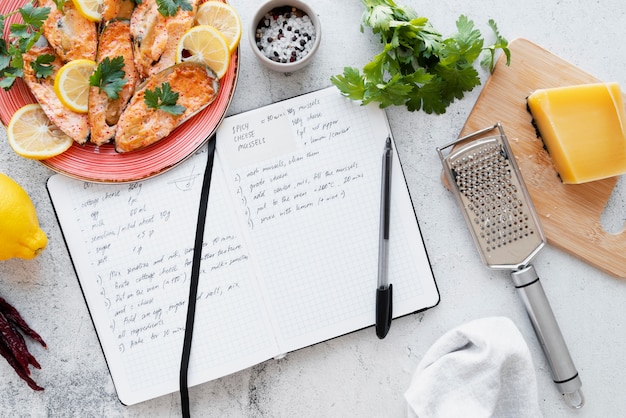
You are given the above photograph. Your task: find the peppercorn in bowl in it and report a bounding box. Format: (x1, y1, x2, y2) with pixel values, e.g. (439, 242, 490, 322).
(249, 0, 321, 72)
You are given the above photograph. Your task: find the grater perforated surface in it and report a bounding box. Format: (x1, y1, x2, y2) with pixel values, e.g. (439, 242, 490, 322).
(440, 129, 545, 269)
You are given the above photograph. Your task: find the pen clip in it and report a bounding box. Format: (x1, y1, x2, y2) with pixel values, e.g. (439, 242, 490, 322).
(382, 140, 392, 240)
(376, 284, 392, 339)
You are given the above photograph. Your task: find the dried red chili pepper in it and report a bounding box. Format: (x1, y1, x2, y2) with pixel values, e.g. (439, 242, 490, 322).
(0, 296, 45, 390)
(0, 338, 43, 391)
(0, 297, 46, 347)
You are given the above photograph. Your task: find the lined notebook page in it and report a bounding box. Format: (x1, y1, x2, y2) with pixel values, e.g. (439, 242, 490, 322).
(47, 148, 279, 406)
(216, 87, 438, 353)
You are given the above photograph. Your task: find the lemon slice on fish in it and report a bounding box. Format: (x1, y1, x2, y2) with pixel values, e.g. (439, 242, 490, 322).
(54, 59, 96, 114)
(7, 104, 74, 160)
(195, 2, 242, 52)
(72, 0, 103, 22)
(176, 25, 230, 79)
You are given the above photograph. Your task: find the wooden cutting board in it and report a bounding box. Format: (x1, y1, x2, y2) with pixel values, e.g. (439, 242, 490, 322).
(454, 38, 626, 278)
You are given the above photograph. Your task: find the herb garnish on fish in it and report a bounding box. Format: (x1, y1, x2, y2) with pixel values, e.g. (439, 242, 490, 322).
(144, 81, 186, 116)
(89, 56, 128, 100)
(0, 2, 53, 90)
(52, 0, 66, 10)
(155, 0, 193, 17)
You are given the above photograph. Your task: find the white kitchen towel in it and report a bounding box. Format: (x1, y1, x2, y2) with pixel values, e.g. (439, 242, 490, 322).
(405, 317, 542, 418)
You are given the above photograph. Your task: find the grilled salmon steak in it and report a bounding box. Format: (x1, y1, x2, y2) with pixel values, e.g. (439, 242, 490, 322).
(115, 62, 219, 153)
(40, 0, 97, 62)
(22, 44, 90, 144)
(88, 20, 139, 146)
(130, 0, 199, 79)
(101, 0, 136, 21)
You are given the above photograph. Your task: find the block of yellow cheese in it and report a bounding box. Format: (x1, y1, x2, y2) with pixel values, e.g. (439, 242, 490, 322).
(527, 82, 626, 184)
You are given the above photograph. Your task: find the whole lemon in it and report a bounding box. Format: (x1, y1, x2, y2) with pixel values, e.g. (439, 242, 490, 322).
(0, 173, 48, 260)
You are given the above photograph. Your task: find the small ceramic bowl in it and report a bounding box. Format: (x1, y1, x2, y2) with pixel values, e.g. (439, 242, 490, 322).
(249, 0, 321, 72)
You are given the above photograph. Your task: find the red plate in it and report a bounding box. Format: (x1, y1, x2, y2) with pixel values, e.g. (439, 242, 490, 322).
(0, 0, 238, 183)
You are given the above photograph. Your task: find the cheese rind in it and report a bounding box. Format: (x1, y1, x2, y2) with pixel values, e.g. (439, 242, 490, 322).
(527, 82, 626, 184)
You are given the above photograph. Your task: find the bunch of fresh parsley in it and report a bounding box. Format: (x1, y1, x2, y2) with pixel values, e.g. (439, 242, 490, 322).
(330, 0, 510, 114)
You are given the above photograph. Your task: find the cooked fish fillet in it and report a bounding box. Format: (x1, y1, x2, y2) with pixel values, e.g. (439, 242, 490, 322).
(115, 62, 219, 153)
(40, 0, 97, 62)
(115, 0, 136, 20)
(88, 20, 139, 146)
(130, 0, 199, 79)
(102, 0, 122, 22)
(22, 44, 90, 144)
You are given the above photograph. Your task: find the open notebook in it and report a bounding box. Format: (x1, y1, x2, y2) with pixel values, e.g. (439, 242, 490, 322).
(47, 86, 439, 405)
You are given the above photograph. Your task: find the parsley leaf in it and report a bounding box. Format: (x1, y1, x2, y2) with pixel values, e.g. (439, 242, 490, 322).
(330, 67, 366, 101)
(331, 0, 510, 114)
(481, 19, 511, 72)
(30, 54, 55, 79)
(89, 56, 128, 99)
(52, 0, 66, 10)
(144, 82, 186, 116)
(0, 2, 50, 90)
(155, 0, 193, 17)
(19, 2, 49, 29)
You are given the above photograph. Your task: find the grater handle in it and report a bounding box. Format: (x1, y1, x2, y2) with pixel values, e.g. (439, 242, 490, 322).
(511, 265, 584, 409)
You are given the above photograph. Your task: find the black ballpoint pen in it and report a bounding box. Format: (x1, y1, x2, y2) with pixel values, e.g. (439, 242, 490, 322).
(376, 137, 393, 339)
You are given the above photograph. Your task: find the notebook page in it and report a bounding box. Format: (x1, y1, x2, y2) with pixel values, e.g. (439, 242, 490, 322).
(47, 148, 279, 406)
(216, 87, 438, 353)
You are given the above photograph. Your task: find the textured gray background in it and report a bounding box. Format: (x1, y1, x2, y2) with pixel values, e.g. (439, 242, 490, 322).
(1, 0, 625, 416)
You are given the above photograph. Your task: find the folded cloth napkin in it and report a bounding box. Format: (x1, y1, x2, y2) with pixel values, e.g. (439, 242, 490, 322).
(404, 317, 542, 418)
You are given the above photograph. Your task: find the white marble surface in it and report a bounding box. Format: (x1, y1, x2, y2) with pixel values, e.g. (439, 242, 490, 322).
(1, 0, 625, 416)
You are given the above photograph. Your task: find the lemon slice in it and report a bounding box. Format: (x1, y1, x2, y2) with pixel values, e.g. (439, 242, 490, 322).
(7, 104, 74, 160)
(195, 1, 242, 52)
(54, 59, 96, 113)
(72, 0, 103, 22)
(176, 25, 230, 79)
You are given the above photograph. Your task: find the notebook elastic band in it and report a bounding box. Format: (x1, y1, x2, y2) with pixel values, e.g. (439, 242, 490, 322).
(180, 138, 216, 417)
